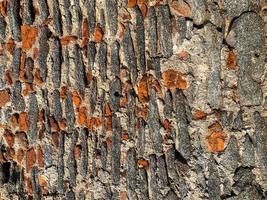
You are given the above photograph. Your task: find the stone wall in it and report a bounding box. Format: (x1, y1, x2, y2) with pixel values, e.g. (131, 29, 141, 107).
(0, 0, 266, 199)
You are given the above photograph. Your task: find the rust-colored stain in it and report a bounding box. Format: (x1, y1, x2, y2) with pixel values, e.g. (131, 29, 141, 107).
(78, 106, 88, 126)
(5, 38, 15, 54)
(128, 0, 137, 8)
(137, 76, 149, 103)
(0, 89, 10, 107)
(192, 109, 207, 120)
(140, 3, 148, 17)
(170, 0, 192, 17)
(3, 129, 15, 147)
(94, 26, 104, 43)
(162, 119, 171, 133)
(60, 35, 78, 46)
(0, 1, 7, 17)
(137, 159, 149, 169)
(136, 106, 148, 121)
(16, 148, 24, 164)
(162, 69, 187, 89)
(226, 51, 237, 70)
(26, 147, 36, 173)
(72, 91, 81, 106)
(206, 122, 227, 152)
(21, 24, 38, 51)
(37, 146, 45, 168)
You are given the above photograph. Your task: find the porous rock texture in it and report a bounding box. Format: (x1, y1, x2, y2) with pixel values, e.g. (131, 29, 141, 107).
(0, 0, 267, 199)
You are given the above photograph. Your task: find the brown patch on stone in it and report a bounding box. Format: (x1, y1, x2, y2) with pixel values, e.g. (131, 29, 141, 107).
(162, 119, 171, 133)
(162, 69, 187, 89)
(105, 116, 112, 132)
(74, 145, 82, 159)
(37, 146, 44, 168)
(26, 147, 36, 173)
(128, 0, 137, 8)
(78, 106, 88, 126)
(5, 70, 13, 85)
(137, 159, 149, 169)
(60, 86, 68, 99)
(21, 24, 38, 51)
(0, 1, 7, 17)
(38, 175, 47, 187)
(226, 51, 237, 70)
(22, 83, 34, 96)
(18, 112, 29, 132)
(5, 38, 15, 54)
(140, 3, 148, 17)
(72, 91, 81, 106)
(206, 122, 227, 153)
(49, 116, 60, 131)
(32, 47, 39, 59)
(94, 26, 104, 43)
(177, 51, 190, 61)
(81, 18, 89, 47)
(87, 117, 102, 131)
(121, 131, 129, 141)
(137, 76, 149, 103)
(16, 148, 24, 164)
(105, 103, 112, 117)
(0, 89, 10, 107)
(51, 132, 59, 148)
(170, 0, 192, 17)
(192, 109, 207, 120)
(136, 106, 148, 121)
(34, 68, 43, 85)
(60, 35, 78, 45)
(3, 129, 15, 147)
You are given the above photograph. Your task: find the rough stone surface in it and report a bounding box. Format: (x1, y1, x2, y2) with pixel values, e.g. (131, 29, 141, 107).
(0, 0, 266, 199)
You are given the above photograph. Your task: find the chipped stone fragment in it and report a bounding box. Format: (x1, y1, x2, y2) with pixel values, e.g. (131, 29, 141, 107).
(28, 93, 38, 142)
(157, 5, 173, 58)
(11, 81, 25, 112)
(11, 48, 21, 80)
(105, 0, 118, 36)
(38, 25, 50, 82)
(175, 89, 191, 159)
(98, 41, 107, 82)
(147, 88, 163, 153)
(221, 136, 241, 172)
(24, 0, 35, 25)
(111, 41, 120, 76)
(135, 7, 146, 75)
(38, 0, 49, 21)
(122, 23, 137, 83)
(147, 7, 157, 57)
(126, 148, 137, 199)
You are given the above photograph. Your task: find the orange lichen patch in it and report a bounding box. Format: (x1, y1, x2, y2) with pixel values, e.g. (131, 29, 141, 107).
(5, 70, 13, 85)
(51, 132, 59, 148)
(87, 117, 102, 131)
(105, 103, 112, 117)
(170, 0, 192, 17)
(59, 119, 67, 130)
(22, 83, 34, 96)
(206, 122, 227, 153)
(0, 1, 7, 17)
(60, 86, 68, 99)
(43, 18, 52, 26)
(136, 106, 148, 121)
(192, 109, 207, 120)
(81, 18, 89, 47)
(177, 51, 190, 61)
(5, 38, 15, 54)
(121, 131, 129, 141)
(34, 68, 43, 85)
(11, 113, 19, 129)
(162, 69, 187, 89)
(49, 116, 60, 131)
(16, 148, 24, 164)
(120, 191, 128, 200)
(25, 175, 33, 196)
(94, 26, 104, 43)
(18, 112, 29, 132)
(128, 0, 137, 8)
(38, 175, 47, 187)
(3, 129, 15, 147)
(26, 147, 36, 173)
(106, 137, 112, 145)
(37, 146, 44, 168)
(0, 89, 10, 107)
(21, 24, 38, 51)
(137, 0, 145, 3)
(60, 35, 78, 45)
(140, 3, 148, 17)
(19, 52, 27, 82)
(207, 131, 227, 153)
(72, 91, 81, 106)
(162, 119, 171, 133)
(106, 116, 112, 132)
(74, 145, 82, 159)
(78, 106, 88, 125)
(32, 47, 39, 59)
(137, 159, 149, 169)
(120, 95, 128, 107)
(122, 14, 132, 20)
(137, 76, 149, 103)
(226, 51, 237, 70)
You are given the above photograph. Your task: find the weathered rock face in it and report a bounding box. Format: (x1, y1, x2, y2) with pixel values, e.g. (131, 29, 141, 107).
(0, 0, 266, 199)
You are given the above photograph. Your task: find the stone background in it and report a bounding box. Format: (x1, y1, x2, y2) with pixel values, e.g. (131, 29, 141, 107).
(0, 0, 266, 199)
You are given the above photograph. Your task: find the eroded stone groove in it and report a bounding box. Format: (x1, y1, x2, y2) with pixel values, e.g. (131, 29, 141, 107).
(0, 0, 266, 199)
